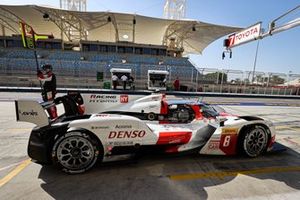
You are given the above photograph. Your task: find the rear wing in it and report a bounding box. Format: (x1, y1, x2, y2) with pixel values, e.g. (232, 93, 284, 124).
(15, 92, 85, 127)
(15, 100, 52, 127)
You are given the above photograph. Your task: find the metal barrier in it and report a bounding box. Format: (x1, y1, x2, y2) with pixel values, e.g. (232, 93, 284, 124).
(189, 68, 299, 96)
(0, 57, 299, 95)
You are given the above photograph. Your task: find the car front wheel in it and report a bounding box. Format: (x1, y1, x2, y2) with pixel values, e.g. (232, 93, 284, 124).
(239, 125, 268, 157)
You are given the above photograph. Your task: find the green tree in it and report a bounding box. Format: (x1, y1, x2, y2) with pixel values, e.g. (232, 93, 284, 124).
(270, 75, 285, 84)
(203, 72, 227, 84)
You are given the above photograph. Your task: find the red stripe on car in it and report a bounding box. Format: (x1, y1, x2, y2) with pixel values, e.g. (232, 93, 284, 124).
(157, 131, 192, 145)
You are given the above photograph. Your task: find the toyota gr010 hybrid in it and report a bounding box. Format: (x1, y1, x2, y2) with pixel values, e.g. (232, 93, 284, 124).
(15, 93, 276, 174)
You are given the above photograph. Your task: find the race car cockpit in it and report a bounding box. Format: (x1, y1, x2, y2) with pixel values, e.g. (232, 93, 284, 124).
(161, 101, 220, 123)
(166, 104, 195, 123)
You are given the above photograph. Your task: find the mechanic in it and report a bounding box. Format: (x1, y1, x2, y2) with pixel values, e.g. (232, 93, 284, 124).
(161, 76, 167, 87)
(173, 76, 180, 91)
(121, 74, 128, 90)
(128, 75, 135, 90)
(37, 64, 57, 119)
(112, 74, 118, 89)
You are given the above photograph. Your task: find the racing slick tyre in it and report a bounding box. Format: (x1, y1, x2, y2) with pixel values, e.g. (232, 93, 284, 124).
(238, 125, 269, 157)
(52, 131, 101, 174)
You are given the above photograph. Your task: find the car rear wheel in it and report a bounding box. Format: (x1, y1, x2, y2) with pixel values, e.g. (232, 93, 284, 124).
(239, 125, 268, 157)
(52, 131, 100, 174)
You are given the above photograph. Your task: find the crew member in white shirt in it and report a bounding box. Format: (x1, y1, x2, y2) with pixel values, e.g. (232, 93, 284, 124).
(112, 74, 118, 89)
(121, 74, 128, 90)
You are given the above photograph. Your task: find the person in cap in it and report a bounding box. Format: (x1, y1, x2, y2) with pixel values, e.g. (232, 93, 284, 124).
(37, 64, 57, 119)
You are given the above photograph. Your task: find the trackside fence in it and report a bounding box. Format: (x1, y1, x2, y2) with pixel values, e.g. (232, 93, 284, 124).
(0, 57, 299, 95)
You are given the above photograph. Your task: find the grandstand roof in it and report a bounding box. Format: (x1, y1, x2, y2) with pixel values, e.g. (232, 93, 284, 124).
(0, 5, 242, 54)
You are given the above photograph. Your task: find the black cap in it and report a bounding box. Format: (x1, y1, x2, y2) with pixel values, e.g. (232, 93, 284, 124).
(42, 64, 52, 71)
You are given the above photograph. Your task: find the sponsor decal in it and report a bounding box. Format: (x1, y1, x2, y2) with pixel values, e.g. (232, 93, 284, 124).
(120, 95, 128, 103)
(115, 125, 132, 129)
(89, 95, 117, 103)
(19, 110, 38, 116)
(108, 130, 146, 139)
(208, 140, 220, 150)
(221, 127, 238, 135)
(91, 126, 109, 130)
(108, 141, 134, 146)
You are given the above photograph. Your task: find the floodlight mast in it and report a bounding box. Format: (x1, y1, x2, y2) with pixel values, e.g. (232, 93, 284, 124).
(60, 0, 87, 11)
(163, 0, 186, 20)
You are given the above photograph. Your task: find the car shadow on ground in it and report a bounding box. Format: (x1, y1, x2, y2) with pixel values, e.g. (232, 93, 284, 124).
(38, 145, 300, 200)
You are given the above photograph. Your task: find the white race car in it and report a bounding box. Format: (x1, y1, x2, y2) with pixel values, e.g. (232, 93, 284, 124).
(16, 93, 276, 173)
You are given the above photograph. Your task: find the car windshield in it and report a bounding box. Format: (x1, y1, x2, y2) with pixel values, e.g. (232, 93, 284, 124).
(201, 104, 219, 118)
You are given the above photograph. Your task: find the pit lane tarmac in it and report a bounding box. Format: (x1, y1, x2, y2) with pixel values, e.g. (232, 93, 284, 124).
(0, 100, 300, 200)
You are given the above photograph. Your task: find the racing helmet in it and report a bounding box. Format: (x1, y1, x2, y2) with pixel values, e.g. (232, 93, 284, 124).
(42, 64, 52, 71)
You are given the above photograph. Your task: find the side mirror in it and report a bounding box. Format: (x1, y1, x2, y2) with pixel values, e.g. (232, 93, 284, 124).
(216, 116, 227, 126)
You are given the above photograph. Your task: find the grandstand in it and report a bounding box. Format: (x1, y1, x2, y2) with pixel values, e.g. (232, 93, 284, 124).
(0, 45, 197, 89)
(0, 5, 241, 90)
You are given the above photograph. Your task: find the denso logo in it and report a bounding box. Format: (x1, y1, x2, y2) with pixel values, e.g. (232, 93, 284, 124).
(19, 110, 38, 116)
(108, 130, 146, 139)
(120, 95, 128, 103)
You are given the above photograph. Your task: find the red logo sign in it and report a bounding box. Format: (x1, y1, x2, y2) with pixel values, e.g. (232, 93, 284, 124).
(228, 23, 261, 48)
(120, 95, 128, 103)
(228, 34, 235, 47)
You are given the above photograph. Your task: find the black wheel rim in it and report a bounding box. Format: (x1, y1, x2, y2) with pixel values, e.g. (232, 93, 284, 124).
(57, 136, 95, 170)
(244, 127, 267, 157)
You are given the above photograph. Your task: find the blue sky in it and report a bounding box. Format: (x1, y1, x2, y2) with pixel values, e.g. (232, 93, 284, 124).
(1, 0, 300, 74)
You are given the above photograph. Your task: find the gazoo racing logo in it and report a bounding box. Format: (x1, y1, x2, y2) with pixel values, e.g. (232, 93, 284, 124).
(108, 130, 146, 139)
(89, 94, 117, 103)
